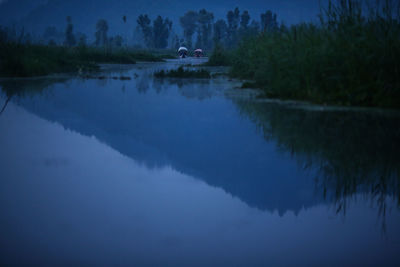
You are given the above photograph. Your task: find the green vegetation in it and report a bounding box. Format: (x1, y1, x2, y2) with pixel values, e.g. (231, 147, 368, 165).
(209, 0, 400, 108)
(0, 44, 168, 77)
(204, 43, 232, 66)
(154, 66, 211, 78)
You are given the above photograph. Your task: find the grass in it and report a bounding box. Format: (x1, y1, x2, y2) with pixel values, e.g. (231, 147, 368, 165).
(205, 43, 232, 66)
(0, 44, 167, 77)
(154, 66, 211, 78)
(209, 0, 400, 108)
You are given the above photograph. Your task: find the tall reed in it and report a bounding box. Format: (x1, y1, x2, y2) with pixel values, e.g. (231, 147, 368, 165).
(229, 0, 400, 108)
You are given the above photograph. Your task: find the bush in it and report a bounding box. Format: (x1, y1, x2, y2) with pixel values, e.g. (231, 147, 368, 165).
(206, 43, 232, 66)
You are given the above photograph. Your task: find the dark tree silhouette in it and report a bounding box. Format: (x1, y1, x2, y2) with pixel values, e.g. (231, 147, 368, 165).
(213, 19, 228, 45)
(153, 15, 172, 49)
(95, 19, 109, 46)
(240, 10, 250, 29)
(137, 14, 153, 48)
(64, 16, 76, 46)
(226, 7, 240, 47)
(180, 11, 198, 48)
(196, 9, 214, 49)
(261, 10, 278, 32)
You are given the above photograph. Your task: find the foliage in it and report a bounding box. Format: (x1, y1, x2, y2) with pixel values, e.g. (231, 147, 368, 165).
(154, 66, 211, 78)
(260, 10, 278, 32)
(180, 11, 198, 49)
(137, 14, 172, 49)
(64, 16, 76, 46)
(137, 14, 153, 48)
(0, 44, 167, 77)
(95, 19, 109, 46)
(153, 16, 172, 49)
(196, 9, 214, 50)
(206, 43, 232, 66)
(229, 0, 400, 108)
(226, 7, 240, 47)
(213, 19, 228, 45)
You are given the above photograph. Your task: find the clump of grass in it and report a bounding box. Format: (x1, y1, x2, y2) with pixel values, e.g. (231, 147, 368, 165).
(206, 43, 232, 66)
(154, 66, 211, 78)
(241, 81, 259, 89)
(0, 44, 96, 77)
(230, 0, 400, 108)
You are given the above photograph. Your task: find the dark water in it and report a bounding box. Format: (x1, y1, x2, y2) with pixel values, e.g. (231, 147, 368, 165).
(1, 60, 400, 266)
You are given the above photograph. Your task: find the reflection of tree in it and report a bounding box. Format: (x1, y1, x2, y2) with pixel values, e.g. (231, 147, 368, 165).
(0, 78, 68, 98)
(0, 78, 68, 116)
(136, 72, 150, 94)
(235, 100, 400, 228)
(152, 77, 212, 100)
(0, 95, 12, 115)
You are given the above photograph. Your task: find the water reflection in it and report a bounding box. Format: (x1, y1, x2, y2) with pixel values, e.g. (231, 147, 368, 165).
(1, 62, 400, 220)
(1, 102, 400, 266)
(1, 61, 400, 264)
(234, 100, 400, 230)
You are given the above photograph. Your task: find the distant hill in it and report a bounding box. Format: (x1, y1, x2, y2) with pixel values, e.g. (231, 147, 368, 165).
(0, 0, 321, 41)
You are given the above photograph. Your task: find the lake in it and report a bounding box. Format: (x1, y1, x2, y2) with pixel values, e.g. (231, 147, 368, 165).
(1, 59, 400, 266)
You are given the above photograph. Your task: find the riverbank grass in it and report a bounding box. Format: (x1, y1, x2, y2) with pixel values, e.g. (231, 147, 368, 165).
(0, 44, 167, 77)
(209, 0, 400, 108)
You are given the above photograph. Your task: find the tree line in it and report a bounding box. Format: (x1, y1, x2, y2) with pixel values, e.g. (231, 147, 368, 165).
(1, 7, 279, 51)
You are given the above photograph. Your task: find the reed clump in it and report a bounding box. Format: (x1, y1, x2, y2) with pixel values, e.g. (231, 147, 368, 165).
(227, 0, 400, 108)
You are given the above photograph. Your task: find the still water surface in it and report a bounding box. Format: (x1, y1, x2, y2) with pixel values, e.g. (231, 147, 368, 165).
(1, 59, 400, 266)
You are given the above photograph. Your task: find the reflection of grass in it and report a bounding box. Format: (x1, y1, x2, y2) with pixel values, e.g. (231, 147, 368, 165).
(154, 66, 211, 78)
(235, 99, 400, 224)
(0, 44, 166, 77)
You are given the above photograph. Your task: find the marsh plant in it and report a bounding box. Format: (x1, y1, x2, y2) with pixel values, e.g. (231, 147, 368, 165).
(222, 0, 400, 108)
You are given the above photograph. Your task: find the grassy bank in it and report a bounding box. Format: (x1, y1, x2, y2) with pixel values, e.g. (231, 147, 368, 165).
(204, 44, 232, 66)
(154, 66, 211, 78)
(210, 1, 400, 108)
(0, 44, 167, 77)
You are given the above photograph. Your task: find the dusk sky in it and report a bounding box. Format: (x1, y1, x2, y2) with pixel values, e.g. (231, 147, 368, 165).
(0, 0, 324, 37)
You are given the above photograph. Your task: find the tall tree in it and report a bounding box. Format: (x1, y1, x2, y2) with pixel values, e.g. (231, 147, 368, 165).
(95, 19, 109, 46)
(226, 7, 240, 47)
(248, 20, 260, 36)
(173, 34, 180, 50)
(122, 15, 128, 46)
(240, 10, 250, 29)
(113, 35, 123, 47)
(196, 9, 214, 49)
(137, 14, 153, 48)
(64, 16, 76, 46)
(213, 19, 228, 45)
(261, 10, 278, 32)
(239, 10, 251, 39)
(180, 11, 198, 48)
(153, 15, 172, 49)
